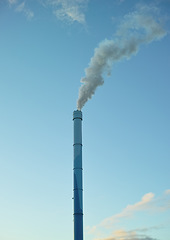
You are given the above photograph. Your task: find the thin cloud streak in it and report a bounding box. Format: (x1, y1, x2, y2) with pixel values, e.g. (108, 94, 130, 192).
(43, 0, 88, 24)
(15, 2, 34, 20)
(103, 190, 170, 227)
(6, 0, 87, 23)
(94, 228, 158, 240)
(101, 193, 155, 227)
(165, 189, 170, 195)
(6, 0, 34, 20)
(7, 0, 18, 4)
(88, 190, 170, 239)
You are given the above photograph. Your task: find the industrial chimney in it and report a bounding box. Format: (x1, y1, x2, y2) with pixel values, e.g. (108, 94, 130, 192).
(73, 110, 83, 240)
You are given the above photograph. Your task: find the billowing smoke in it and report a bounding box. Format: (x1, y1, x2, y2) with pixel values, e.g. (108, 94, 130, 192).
(77, 6, 167, 110)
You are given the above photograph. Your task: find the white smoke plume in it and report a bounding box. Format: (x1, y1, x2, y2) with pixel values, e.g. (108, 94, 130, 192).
(77, 5, 167, 110)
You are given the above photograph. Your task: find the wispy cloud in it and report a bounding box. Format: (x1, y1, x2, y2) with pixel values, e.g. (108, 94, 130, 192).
(101, 192, 157, 228)
(165, 189, 170, 195)
(95, 228, 158, 240)
(108, 193, 152, 226)
(6, 0, 88, 24)
(43, 0, 88, 24)
(87, 190, 170, 239)
(15, 1, 34, 20)
(7, 0, 18, 5)
(6, 0, 34, 20)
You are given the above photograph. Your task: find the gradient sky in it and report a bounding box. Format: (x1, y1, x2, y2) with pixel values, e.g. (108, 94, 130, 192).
(0, 1, 170, 240)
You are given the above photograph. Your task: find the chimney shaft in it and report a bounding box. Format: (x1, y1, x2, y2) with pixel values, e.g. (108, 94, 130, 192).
(73, 110, 83, 240)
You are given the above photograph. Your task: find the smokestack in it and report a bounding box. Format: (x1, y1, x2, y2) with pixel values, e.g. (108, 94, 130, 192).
(73, 110, 83, 240)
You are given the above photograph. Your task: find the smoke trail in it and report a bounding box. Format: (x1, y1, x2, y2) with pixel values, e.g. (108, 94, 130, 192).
(77, 6, 167, 110)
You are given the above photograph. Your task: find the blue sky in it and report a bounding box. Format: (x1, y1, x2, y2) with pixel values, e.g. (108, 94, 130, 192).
(0, 0, 170, 240)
